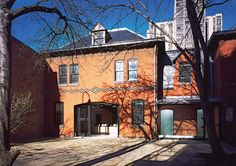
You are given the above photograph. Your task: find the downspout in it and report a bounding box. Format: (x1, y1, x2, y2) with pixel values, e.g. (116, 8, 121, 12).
(154, 45, 158, 138)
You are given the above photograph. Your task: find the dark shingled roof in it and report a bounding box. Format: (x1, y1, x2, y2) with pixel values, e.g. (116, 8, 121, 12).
(61, 28, 145, 49)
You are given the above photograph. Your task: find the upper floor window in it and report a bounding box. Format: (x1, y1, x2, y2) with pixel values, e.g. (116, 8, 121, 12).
(163, 65, 175, 89)
(55, 102, 64, 124)
(70, 64, 78, 84)
(132, 99, 144, 125)
(128, 59, 138, 81)
(179, 62, 192, 83)
(115, 60, 124, 82)
(93, 31, 104, 45)
(59, 65, 67, 84)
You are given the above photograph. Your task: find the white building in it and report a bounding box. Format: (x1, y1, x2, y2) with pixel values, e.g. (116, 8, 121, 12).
(147, 0, 223, 50)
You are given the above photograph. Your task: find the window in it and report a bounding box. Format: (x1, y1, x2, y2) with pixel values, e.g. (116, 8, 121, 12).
(179, 62, 192, 83)
(115, 60, 124, 82)
(163, 65, 175, 89)
(225, 107, 234, 122)
(128, 59, 138, 81)
(93, 31, 104, 45)
(70, 64, 78, 84)
(55, 102, 64, 124)
(59, 65, 67, 84)
(132, 99, 144, 125)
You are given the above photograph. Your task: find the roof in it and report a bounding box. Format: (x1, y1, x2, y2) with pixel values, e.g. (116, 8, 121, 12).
(208, 29, 236, 47)
(61, 28, 146, 50)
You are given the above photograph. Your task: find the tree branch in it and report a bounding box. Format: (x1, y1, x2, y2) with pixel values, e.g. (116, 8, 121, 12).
(9, 5, 68, 33)
(6, 0, 16, 9)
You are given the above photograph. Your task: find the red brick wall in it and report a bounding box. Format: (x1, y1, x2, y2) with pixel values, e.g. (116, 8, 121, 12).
(158, 104, 199, 136)
(44, 45, 161, 139)
(212, 38, 236, 145)
(10, 37, 45, 141)
(163, 53, 198, 97)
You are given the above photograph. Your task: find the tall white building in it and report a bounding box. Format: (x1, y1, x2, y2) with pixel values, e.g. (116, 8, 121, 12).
(147, 0, 223, 50)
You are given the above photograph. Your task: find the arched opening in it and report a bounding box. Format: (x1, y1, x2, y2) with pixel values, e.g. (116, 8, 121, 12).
(74, 102, 119, 137)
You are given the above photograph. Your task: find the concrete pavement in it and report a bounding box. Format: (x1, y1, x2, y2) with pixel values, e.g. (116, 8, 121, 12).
(13, 137, 236, 166)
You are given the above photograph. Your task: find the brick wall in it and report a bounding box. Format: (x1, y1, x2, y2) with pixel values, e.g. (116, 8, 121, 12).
(10, 37, 45, 141)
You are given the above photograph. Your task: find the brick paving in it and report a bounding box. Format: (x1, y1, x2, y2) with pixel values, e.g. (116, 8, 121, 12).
(13, 137, 236, 166)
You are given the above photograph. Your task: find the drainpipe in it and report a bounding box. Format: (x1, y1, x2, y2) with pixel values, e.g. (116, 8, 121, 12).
(154, 45, 158, 138)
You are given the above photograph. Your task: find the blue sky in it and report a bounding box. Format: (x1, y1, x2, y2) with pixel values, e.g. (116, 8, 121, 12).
(12, 0, 236, 51)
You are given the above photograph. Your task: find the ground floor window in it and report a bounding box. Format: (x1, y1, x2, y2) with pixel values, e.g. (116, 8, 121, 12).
(132, 99, 144, 125)
(55, 102, 64, 124)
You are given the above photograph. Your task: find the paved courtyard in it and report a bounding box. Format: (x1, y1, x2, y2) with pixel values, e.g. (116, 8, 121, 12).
(13, 137, 236, 166)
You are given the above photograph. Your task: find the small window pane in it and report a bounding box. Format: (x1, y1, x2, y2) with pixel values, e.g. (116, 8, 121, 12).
(128, 59, 138, 81)
(163, 65, 175, 89)
(115, 61, 124, 81)
(179, 62, 192, 83)
(128, 60, 137, 70)
(116, 71, 124, 82)
(70, 64, 78, 84)
(129, 71, 138, 80)
(59, 65, 67, 84)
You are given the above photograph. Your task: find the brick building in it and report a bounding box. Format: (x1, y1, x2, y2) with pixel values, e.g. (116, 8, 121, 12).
(209, 30, 236, 145)
(10, 37, 45, 140)
(43, 23, 202, 139)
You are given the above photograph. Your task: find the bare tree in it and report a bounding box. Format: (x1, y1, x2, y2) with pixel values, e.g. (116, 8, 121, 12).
(0, 0, 71, 165)
(10, 91, 32, 134)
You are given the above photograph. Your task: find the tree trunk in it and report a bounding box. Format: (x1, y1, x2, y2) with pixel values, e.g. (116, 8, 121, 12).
(0, 6, 20, 166)
(186, 0, 224, 156)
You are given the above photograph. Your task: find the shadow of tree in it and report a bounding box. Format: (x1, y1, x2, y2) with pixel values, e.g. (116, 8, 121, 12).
(76, 140, 149, 166)
(100, 74, 156, 139)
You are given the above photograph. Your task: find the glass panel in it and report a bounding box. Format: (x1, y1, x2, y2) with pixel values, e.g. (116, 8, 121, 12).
(116, 71, 124, 81)
(129, 71, 138, 80)
(128, 60, 137, 70)
(132, 100, 144, 125)
(60, 65, 67, 75)
(115, 61, 124, 71)
(160, 109, 173, 135)
(60, 76, 67, 84)
(163, 65, 175, 89)
(179, 63, 192, 82)
(197, 109, 204, 137)
(55, 102, 64, 124)
(70, 64, 78, 74)
(71, 75, 78, 83)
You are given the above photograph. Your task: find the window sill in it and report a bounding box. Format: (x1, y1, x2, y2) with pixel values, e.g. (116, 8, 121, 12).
(59, 84, 68, 87)
(114, 81, 125, 84)
(69, 83, 79, 86)
(128, 79, 138, 82)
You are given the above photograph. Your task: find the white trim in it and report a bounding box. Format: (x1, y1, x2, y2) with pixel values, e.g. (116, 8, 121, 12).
(165, 95, 199, 99)
(158, 135, 197, 139)
(49, 38, 160, 53)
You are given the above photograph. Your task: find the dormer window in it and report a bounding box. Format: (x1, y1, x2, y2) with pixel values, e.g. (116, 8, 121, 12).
(91, 23, 111, 46)
(93, 31, 105, 45)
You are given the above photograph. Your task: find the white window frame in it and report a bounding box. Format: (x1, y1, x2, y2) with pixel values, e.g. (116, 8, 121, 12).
(115, 60, 124, 82)
(128, 59, 138, 81)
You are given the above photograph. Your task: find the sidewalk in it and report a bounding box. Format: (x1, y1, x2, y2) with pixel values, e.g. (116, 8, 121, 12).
(13, 137, 236, 166)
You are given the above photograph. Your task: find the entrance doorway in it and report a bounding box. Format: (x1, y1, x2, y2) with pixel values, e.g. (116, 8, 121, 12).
(197, 109, 204, 137)
(74, 102, 119, 137)
(160, 109, 173, 135)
